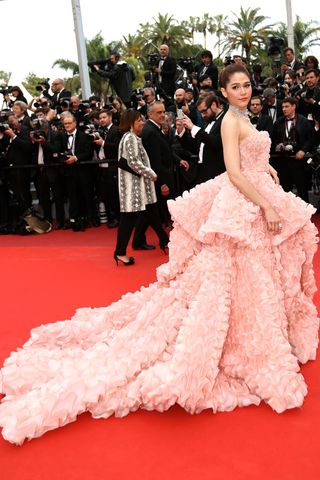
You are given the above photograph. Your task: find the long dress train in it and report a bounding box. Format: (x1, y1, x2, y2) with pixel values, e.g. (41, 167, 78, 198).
(0, 131, 318, 445)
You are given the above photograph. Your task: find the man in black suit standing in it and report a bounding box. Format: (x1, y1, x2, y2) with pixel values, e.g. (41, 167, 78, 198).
(155, 44, 177, 100)
(262, 88, 283, 125)
(58, 113, 93, 231)
(194, 50, 219, 91)
(93, 109, 120, 228)
(180, 93, 226, 185)
(0, 112, 33, 217)
(131, 101, 173, 249)
(271, 96, 315, 202)
(249, 96, 273, 137)
(44, 79, 71, 108)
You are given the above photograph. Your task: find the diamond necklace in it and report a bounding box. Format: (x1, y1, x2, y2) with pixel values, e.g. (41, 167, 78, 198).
(228, 104, 250, 120)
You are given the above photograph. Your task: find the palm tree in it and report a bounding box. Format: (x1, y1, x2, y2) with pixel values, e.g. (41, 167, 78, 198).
(221, 7, 274, 63)
(138, 13, 191, 56)
(212, 14, 229, 59)
(186, 16, 200, 43)
(196, 13, 214, 49)
(274, 16, 320, 58)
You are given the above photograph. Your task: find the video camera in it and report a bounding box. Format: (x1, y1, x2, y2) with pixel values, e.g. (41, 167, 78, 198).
(0, 85, 13, 96)
(177, 57, 195, 75)
(267, 37, 284, 63)
(88, 58, 113, 72)
(84, 123, 102, 140)
(147, 52, 160, 68)
(35, 78, 50, 92)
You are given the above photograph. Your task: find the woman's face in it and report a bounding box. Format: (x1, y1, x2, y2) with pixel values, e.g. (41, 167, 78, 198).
(284, 74, 294, 85)
(221, 72, 252, 109)
(113, 100, 120, 110)
(132, 116, 145, 136)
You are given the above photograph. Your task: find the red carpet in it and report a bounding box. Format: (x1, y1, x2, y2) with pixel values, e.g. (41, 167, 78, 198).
(1, 222, 320, 480)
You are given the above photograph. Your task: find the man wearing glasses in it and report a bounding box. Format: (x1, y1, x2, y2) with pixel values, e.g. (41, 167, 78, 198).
(44, 79, 71, 108)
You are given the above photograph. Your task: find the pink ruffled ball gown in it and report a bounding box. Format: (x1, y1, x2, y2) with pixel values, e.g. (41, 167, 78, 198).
(0, 131, 319, 445)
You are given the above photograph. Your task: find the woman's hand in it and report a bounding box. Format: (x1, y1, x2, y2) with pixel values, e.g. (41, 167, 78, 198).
(269, 165, 280, 184)
(263, 206, 283, 234)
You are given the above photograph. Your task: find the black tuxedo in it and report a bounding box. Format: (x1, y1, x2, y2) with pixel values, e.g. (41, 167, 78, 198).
(131, 120, 175, 246)
(250, 114, 273, 137)
(31, 130, 65, 223)
(58, 129, 93, 222)
(195, 62, 219, 90)
(1, 125, 33, 215)
(96, 124, 121, 225)
(262, 100, 283, 124)
(44, 88, 71, 108)
(179, 111, 226, 185)
(159, 56, 177, 98)
(271, 113, 315, 202)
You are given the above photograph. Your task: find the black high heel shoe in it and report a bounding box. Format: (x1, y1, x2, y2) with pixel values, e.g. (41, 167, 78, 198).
(160, 243, 169, 254)
(113, 254, 135, 266)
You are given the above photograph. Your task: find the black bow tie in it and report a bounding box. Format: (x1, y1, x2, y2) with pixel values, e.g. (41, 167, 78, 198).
(67, 133, 74, 137)
(268, 106, 276, 109)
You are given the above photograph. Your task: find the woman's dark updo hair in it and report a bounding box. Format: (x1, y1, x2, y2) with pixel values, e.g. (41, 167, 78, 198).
(219, 64, 250, 89)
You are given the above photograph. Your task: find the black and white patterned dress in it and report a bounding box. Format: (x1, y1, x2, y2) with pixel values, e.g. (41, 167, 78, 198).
(118, 131, 157, 212)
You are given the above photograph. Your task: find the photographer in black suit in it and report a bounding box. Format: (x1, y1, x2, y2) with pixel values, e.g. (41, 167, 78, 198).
(194, 50, 219, 91)
(272, 97, 315, 202)
(43, 79, 71, 108)
(249, 96, 273, 137)
(154, 45, 177, 99)
(0, 112, 33, 217)
(93, 53, 136, 107)
(93, 109, 121, 228)
(58, 113, 93, 231)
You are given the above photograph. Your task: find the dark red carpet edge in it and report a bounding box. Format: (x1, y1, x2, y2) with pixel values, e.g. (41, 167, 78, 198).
(0, 220, 320, 480)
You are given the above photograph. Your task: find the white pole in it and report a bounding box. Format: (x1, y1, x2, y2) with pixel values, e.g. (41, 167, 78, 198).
(286, 0, 295, 50)
(71, 0, 91, 99)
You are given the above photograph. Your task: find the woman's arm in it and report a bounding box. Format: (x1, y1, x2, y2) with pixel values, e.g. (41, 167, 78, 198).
(221, 114, 281, 233)
(125, 134, 157, 180)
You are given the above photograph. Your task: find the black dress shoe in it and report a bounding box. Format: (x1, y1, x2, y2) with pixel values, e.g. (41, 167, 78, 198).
(55, 222, 65, 230)
(132, 243, 156, 250)
(107, 219, 119, 228)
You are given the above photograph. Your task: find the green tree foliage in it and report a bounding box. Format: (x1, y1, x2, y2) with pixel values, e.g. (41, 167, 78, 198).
(274, 16, 320, 58)
(0, 70, 11, 86)
(22, 73, 49, 97)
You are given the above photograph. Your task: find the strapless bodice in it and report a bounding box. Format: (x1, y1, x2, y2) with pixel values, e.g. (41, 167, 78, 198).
(240, 130, 271, 173)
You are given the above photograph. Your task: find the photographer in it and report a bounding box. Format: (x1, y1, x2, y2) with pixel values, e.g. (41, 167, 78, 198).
(0, 112, 33, 218)
(271, 96, 315, 202)
(28, 97, 56, 122)
(154, 44, 177, 99)
(136, 87, 156, 118)
(299, 69, 320, 125)
(167, 88, 198, 125)
(57, 113, 93, 231)
(93, 53, 135, 107)
(93, 109, 120, 228)
(30, 118, 65, 227)
(43, 79, 71, 108)
(194, 50, 218, 91)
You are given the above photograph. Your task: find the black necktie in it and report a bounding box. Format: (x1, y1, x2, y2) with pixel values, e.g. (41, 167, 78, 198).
(269, 106, 276, 110)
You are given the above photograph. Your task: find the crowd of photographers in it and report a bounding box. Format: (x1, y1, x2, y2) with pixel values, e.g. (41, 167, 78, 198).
(0, 44, 320, 235)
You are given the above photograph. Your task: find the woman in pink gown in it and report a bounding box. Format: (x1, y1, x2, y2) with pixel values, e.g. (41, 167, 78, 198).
(0, 64, 318, 445)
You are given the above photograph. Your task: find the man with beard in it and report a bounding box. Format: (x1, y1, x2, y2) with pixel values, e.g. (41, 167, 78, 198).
(179, 93, 226, 184)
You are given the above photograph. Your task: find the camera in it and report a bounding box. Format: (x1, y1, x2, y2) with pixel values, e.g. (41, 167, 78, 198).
(53, 149, 73, 162)
(224, 56, 235, 66)
(0, 122, 10, 133)
(177, 57, 195, 74)
(289, 83, 306, 97)
(84, 124, 101, 139)
(267, 37, 284, 62)
(307, 146, 320, 170)
(31, 118, 47, 139)
(131, 88, 144, 108)
(147, 52, 160, 68)
(0, 85, 13, 96)
(88, 58, 113, 72)
(275, 140, 296, 153)
(35, 78, 50, 92)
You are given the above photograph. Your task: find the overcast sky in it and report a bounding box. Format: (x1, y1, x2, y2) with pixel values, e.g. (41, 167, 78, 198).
(1, 0, 319, 84)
